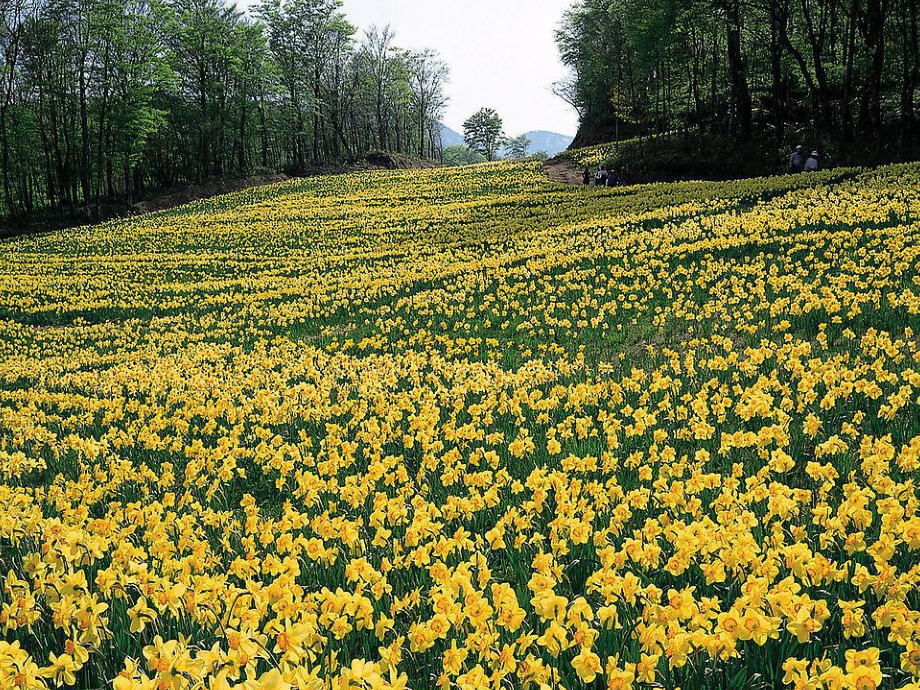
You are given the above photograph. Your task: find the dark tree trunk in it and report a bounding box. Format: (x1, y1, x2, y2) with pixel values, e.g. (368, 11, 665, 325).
(842, 0, 859, 139)
(94, 46, 110, 221)
(798, 0, 835, 133)
(37, 103, 57, 208)
(199, 65, 210, 180)
(259, 87, 268, 169)
(79, 58, 91, 209)
(123, 159, 132, 206)
(769, 0, 788, 144)
(0, 24, 20, 219)
(725, 0, 752, 139)
(237, 103, 247, 173)
(377, 85, 386, 150)
(860, 0, 889, 133)
(899, 0, 919, 139)
(0, 105, 16, 218)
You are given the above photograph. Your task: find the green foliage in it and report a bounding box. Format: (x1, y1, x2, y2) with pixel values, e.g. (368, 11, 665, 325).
(462, 107, 504, 162)
(556, 0, 920, 155)
(0, 0, 449, 221)
(504, 134, 532, 159)
(442, 144, 486, 166)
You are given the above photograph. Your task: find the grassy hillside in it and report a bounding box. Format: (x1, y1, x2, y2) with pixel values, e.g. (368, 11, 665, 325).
(1, 161, 920, 690)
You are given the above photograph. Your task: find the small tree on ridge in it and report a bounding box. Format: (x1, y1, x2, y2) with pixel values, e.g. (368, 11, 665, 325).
(463, 107, 504, 162)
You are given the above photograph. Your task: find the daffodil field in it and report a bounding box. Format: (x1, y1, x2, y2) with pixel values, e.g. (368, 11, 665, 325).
(557, 142, 626, 168)
(2, 159, 920, 690)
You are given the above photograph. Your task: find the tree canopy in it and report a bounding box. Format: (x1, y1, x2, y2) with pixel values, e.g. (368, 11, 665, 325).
(0, 0, 449, 221)
(504, 134, 532, 159)
(442, 144, 486, 166)
(556, 0, 919, 155)
(463, 108, 504, 162)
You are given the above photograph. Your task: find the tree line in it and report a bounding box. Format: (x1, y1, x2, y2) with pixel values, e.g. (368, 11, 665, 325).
(555, 0, 919, 156)
(0, 0, 448, 222)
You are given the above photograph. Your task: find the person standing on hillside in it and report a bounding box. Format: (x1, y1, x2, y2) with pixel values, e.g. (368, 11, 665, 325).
(595, 167, 608, 186)
(583, 169, 591, 186)
(789, 145, 806, 173)
(804, 151, 820, 172)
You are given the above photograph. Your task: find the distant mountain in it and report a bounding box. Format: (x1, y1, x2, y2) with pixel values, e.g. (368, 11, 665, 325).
(498, 131, 574, 158)
(439, 123, 574, 157)
(439, 123, 465, 148)
(520, 131, 573, 156)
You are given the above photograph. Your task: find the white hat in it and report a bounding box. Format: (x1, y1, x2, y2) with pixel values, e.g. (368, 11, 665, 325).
(811, 151, 819, 156)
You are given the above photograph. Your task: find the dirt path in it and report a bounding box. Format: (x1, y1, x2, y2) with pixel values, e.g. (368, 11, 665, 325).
(544, 159, 585, 185)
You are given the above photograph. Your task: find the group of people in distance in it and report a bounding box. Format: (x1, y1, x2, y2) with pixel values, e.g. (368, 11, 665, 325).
(583, 165, 629, 188)
(789, 145, 820, 173)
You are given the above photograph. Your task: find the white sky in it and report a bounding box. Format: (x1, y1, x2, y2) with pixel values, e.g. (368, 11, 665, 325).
(242, 0, 579, 137)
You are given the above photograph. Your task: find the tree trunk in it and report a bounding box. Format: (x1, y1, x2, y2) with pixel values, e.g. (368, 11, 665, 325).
(899, 0, 919, 139)
(377, 84, 386, 150)
(199, 65, 210, 180)
(0, 24, 20, 219)
(725, 0, 752, 139)
(79, 57, 92, 209)
(288, 81, 304, 170)
(769, 0, 787, 144)
(781, 19, 822, 134)
(842, 0, 859, 138)
(419, 107, 426, 158)
(860, 0, 889, 134)
(259, 86, 268, 169)
(238, 103, 247, 173)
(124, 158, 132, 206)
(0, 105, 16, 218)
(37, 96, 57, 209)
(799, 0, 835, 133)
(94, 46, 111, 221)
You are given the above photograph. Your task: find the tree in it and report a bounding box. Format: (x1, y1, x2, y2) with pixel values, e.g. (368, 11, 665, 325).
(0, 0, 28, 217)
(0, 0, 449, 223)
(407, 49, 448, 159)
(163, 0, 243, 180)
(109, 0, 171, 200)
(718, 0, 752, 139)
(555, 0, 633, 137)
(555, 0, 915, 156)
(361, 24, 400, 152)
(442, 143, 485, 166)
(463, 107, 503, 162)
(504, 133, 531, 158)
(256, 0, 311, 171)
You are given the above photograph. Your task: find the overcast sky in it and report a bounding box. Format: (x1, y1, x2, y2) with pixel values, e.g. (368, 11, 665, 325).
(243, 0, 579, 137)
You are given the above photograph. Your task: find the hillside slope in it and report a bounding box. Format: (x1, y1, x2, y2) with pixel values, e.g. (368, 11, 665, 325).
(2, 162, 920, 690)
